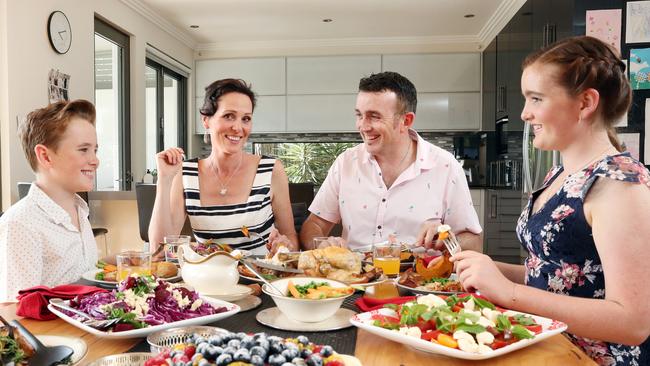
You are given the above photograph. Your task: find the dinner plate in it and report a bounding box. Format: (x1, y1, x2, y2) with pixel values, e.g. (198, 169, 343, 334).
(395, 274, 464, 296)
(203, 284, 253, 302)
(47, 297, 240, 339)
(256, 307, 356, 332)
(239, 273, 388, 288)
(230, 295, 262, 312)
(81, 269, 182, 287)
(350, 307, 568, 360)
(37, 335, 87, 365)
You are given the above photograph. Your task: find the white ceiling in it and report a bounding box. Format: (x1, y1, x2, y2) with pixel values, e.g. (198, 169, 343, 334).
(127, 0, 525, 53)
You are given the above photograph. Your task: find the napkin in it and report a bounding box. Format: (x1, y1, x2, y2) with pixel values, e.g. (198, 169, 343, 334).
(16, 284, 108, 320)
(354, 296, 416, 312)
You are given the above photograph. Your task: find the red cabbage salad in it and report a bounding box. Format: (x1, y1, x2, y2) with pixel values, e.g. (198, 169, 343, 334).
(68, 275, 228, 332)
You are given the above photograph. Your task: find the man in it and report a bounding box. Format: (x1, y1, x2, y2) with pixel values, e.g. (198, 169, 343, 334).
(300, 71, 482, 252)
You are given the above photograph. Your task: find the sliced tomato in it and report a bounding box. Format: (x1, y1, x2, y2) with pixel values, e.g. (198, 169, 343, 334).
(416, 318, 433, 332)
(452, 305, 463, 312)
(371, 314, 400, 324)
(421, 330, 442, 341)
(524, 324, 543, 334)
(491, 340, 508, 350)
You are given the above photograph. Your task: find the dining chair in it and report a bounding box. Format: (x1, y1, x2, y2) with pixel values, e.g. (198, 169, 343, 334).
(135, 183, 192, 246)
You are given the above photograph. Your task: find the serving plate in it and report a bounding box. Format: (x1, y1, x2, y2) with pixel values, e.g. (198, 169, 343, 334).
(81, 269, 181, 287)
(47, 297, 240, 339)
(350, 307, 567, 360)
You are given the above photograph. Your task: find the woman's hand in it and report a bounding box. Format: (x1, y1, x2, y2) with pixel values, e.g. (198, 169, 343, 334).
(451, 251, 514, 306)
(156, 147, 185, 182)
(266, 228, 299, 255)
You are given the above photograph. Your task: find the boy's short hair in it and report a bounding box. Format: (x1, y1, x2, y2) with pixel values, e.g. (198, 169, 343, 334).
(19, 100, 96, 171)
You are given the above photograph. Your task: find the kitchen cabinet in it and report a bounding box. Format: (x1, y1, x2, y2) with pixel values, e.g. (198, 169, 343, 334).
(196, 95, 286, 134)
(195, 57, 286, 97)
(416, 93, 480, 131)
(470, 189, 485, 230)
(482, 39, 497, 131)
(287, 55, 381, 94)
(531, 0, 575, 50)
(484, 189, 523, 264)
(382, 53, 481, 92)
(287, 94, 357, 132)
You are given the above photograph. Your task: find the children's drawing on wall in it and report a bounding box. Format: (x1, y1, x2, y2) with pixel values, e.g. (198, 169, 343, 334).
(586, 9, 622, 53)
(627, 1, 650, 43)
(630, 48, 650, 90)
(48, 69, 70, 103)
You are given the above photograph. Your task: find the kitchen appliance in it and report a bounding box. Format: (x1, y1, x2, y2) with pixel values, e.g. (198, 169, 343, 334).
(489, 159, 522, 189)
(522, 122, 560, 198)
(495, 116, 509, 156)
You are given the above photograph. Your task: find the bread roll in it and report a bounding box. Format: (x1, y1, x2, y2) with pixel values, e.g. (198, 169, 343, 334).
(152, 261, 178, 278)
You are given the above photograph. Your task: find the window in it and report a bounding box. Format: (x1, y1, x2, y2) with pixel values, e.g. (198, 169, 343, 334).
(94, 18, 131, 191)
(145, 58, 187, 172)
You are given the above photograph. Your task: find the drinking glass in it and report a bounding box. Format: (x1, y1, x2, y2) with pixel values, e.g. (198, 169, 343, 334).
(373, 243, 401, 277)
(163, 235, 191, 263)
(312, 236, 329, 248)
(116, 251, 152, 282)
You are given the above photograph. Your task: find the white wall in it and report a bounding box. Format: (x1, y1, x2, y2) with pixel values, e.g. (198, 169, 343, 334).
(0, 0, 194, 208)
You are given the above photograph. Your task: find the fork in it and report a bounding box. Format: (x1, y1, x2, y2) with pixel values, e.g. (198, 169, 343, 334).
(49, 298, 120, 329)
(442, 231, 462, 256)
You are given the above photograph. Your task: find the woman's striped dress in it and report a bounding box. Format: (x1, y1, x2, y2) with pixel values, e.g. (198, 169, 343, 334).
(182, 156, 275, 253)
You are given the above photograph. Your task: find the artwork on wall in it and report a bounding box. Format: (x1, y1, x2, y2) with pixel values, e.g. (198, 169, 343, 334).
(629, 48, 650, 90)
(48, 69, 70, 103)
(626, 1, 650, 43)
(586, 9, 622, 53)
(619, 132, 641, 160)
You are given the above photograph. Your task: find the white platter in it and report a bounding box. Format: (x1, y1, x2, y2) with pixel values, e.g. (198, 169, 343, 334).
(350, 307, 568, 360)
(256, 307, 356, 332)
(203, 284, 253, 302)
(37, 335, 87, 365)
(395, 273, 465, 296)
(81, 269, 181, 287)
(47, 297, 240, 339)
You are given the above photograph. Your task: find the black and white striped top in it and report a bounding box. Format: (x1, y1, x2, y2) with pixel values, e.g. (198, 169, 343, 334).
(182, 156, 275, 252)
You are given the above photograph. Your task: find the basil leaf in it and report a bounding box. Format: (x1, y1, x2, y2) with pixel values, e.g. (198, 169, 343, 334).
(512, 325, 535, 339)
(470, 296, 496, 310)
(512, 314, 536, 326)
(496, 314, 512, 332)
(445, 294, 460, 307)
(455, 323, 487, 334)
(384, 303, 399, 311)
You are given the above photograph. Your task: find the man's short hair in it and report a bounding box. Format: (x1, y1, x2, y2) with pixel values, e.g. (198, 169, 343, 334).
(358, 71, 417, 115)
(19, 100, 96, 171)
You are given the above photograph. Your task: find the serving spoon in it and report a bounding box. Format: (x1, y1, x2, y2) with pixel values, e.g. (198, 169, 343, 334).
(240, 259, 285, 296)
(49, 298, 120, 329)
(9, 319, 73, 366)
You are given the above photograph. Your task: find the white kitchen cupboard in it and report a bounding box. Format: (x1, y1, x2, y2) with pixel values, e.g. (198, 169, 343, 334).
(287, 55, 381, 94)
(196, 95, 286, 134)
(415, 93, 480, 130)
(470, 189, 485, 231)
(287, 94, 357, 132)
(382, 53, 481, 92)
(195, 57, 286, 97)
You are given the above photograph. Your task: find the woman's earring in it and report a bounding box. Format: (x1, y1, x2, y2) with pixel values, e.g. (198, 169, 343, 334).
(203, 129, 210, 144)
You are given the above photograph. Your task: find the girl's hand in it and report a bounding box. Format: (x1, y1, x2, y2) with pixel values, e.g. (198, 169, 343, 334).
(156, 147, 185, 182)
(451, 251, 514, 306)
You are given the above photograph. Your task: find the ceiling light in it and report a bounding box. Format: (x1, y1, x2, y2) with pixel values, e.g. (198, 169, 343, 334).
(322, 18, 333, 23)
(464, 14, 475, 18)
(190, 25, 199, 29)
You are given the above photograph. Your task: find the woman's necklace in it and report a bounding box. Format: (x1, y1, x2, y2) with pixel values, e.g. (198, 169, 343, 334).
(209, 153, 244, 196)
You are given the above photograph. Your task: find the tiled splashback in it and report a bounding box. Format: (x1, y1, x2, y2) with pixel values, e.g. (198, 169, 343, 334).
(199, 131, 468, 157)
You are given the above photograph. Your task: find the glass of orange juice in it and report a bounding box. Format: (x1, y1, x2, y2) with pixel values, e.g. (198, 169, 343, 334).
(373, 243, 401, 277)
(116, 251, 152, 282)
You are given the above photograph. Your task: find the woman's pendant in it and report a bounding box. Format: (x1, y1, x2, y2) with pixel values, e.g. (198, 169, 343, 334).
(219, 188, 227, 196)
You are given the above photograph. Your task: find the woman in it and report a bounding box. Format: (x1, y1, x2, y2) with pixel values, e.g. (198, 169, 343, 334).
(452, 36, 650, 365)
(0, 100, 99, 302)
(149, 79, 298, 255)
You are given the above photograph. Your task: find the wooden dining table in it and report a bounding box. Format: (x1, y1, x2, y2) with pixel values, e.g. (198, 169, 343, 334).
(0, 282, 597, 366)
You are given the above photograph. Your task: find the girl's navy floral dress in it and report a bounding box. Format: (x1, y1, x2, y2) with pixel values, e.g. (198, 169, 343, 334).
(516, 152, 650, 366)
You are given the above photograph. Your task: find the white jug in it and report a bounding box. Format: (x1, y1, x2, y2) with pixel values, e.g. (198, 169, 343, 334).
(177, 244, 240, 295)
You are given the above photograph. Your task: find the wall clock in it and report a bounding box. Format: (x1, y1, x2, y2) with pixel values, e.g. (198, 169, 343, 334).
(48, 11, 72, 54)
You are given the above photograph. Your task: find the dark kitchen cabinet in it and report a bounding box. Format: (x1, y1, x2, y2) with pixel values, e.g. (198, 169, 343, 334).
(532, 0, 575, 50)
(484, 189, 524, 264)
(482, 38, 497, 131)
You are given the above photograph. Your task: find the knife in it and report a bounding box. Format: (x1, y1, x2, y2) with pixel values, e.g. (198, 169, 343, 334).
(250, 259, 304, 274)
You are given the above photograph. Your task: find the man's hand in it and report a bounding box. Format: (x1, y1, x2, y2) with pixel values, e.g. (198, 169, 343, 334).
(266, 228, 298, 255)
(414, 219, 443, 249)
(315, 236, 348, 249)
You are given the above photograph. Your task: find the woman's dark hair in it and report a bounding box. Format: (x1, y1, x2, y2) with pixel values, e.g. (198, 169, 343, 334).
(199, 78, 257, 117)
(522, 36, 631, 151)
(358, 71, 418, 115)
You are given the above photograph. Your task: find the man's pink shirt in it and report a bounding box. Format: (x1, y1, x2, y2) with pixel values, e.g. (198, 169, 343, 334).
(309, 130, 482, 249)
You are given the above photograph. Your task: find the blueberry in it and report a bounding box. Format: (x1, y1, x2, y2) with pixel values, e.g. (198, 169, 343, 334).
(227, 339, 241, 349)
(196, 342, 208, 355)
(250, 345, 267, 359)
(236, 332, 248, 339)
(282, 348, 299, 360)
(198, 360, 210, 366)
(222, 346, 237, 355)
(319, 345, 334, 358)
(195, 336, 207, 345)
(253, 332, 267, 340)
(292, 357, 307, 366)
(269, 341, 285, 355)
(215, 353, 233, 366)
(285, 342, 300, 351)
(255, 338, 270, 351)
(250, 354, 265, 366)
(233, 348, 251, 362)
(240, 338, 255, 350)
(268, 335, 284, 343)
(296, 335, 309, 345)
(300, 348, 313, 359)
(282, 363, 295, 366)
(208, 335, 223, 346)
(205, 345, 223, 361)
(268, 354, 288, 366)
(306, 354, 323, 366)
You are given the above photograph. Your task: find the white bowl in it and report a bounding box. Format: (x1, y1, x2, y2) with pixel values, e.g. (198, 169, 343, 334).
(261, 277, 353, 323)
